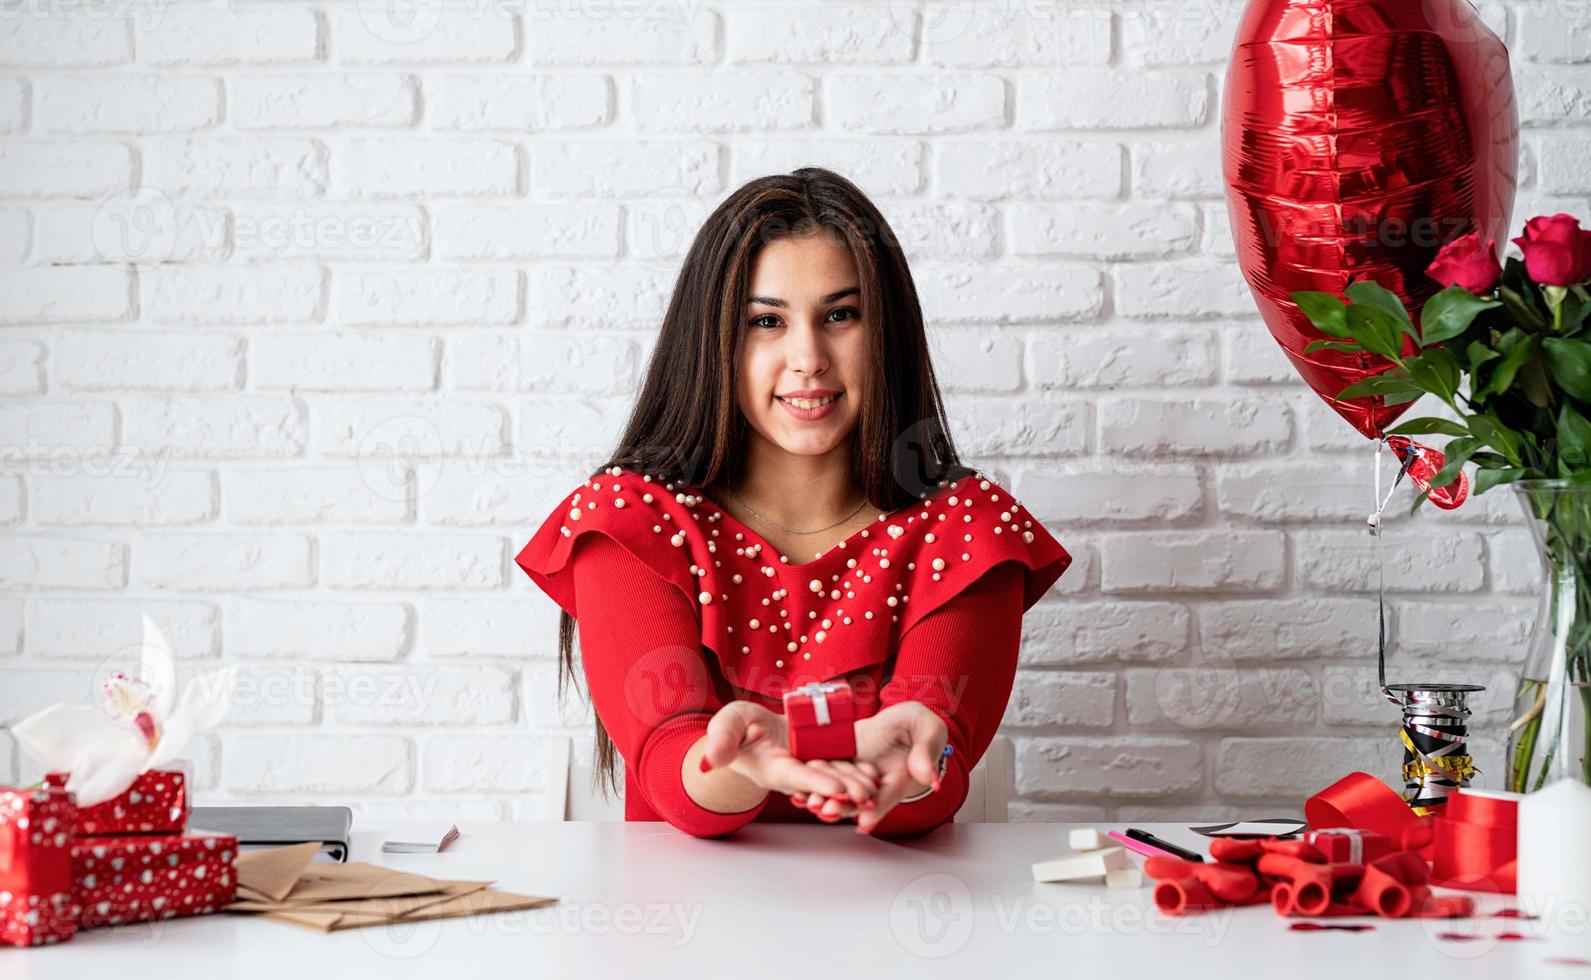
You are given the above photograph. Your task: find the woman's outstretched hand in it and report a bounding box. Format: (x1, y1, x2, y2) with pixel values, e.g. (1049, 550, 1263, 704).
(790, 701, 949, 833)
(700, 701, 880, 807)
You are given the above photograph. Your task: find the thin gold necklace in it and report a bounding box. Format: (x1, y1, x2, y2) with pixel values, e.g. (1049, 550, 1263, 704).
(725, 486, 869, 535)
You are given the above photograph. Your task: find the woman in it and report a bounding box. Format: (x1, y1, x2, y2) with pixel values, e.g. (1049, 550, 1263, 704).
(515, 167, 1071, 839)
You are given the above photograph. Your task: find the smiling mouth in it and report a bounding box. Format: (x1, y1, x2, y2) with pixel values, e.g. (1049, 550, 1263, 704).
(777, 394, 841, 410)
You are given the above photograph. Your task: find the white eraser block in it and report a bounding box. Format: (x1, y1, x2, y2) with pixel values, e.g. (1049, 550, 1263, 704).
(1105, 868, 1144, 889)
(1032, 846, 1132, 883)
(1068, 828, 1107, 851)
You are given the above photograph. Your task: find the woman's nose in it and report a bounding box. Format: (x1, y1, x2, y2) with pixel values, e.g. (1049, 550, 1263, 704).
(784, 319, 830, 374)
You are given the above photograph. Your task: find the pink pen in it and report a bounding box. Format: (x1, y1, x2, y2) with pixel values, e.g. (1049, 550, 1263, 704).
(1108, 829, 1184, 861)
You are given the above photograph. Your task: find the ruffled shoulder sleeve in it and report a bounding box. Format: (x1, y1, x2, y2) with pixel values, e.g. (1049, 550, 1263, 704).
(513, 467, 704, 620)
(892, 474, 1071, 638)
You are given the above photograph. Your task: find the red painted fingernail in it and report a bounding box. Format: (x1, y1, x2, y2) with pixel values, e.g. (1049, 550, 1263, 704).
(828, 794, 850, 803)
(699, 756, 712, 772)
(819, 813, 838, 823)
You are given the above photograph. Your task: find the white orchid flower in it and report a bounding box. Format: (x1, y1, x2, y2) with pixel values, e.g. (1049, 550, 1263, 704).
(12, 614, 237, 806)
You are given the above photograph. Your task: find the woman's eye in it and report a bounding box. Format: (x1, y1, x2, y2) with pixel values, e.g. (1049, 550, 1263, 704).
(749, 308, 859, 330)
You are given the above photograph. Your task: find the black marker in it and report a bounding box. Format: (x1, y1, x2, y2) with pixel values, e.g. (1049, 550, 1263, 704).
(1125, 827, 1205, 863)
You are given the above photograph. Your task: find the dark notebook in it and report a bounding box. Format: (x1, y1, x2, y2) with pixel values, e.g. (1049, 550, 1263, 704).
(190, 805, 353, 863)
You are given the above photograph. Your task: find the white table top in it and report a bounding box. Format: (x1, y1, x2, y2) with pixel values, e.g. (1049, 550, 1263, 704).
(6, 821, 1581, 978)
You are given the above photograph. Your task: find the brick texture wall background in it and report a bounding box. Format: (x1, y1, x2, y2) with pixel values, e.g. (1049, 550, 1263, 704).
(0, 0, 1587, 823)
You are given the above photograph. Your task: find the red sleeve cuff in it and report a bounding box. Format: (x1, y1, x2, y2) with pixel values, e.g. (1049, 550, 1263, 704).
(638, 713, 769, 839)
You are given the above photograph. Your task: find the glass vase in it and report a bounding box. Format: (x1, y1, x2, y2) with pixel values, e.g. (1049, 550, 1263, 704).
(1506, 480, 1591, 791)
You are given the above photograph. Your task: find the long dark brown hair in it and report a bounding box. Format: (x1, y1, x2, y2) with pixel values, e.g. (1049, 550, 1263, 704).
(556, 166, 977, 800)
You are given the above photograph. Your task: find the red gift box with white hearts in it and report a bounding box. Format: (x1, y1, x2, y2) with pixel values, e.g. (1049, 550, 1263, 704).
(72, 831, 237, 929)
(0, 787, 80, 947)
(782, 680, 857, 761)
(43, 769, 189, 836)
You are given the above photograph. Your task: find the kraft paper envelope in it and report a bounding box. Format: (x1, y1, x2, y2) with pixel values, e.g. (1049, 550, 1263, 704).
(236, 843, 445, 903)
(261, 889, 559, 934)
(236, 841, 323, 901)
(227, 880, 492, 915)
(225, 842, 558, 934)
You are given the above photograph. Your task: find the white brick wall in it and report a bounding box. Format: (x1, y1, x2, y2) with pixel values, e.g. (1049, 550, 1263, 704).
(0, 0, 1584, 823)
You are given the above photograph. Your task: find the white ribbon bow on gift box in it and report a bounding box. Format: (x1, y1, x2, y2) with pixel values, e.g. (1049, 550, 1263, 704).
(1306, 827, 1369, 864)
(786, 681, 846, 726)
(11, 615, 237, 807)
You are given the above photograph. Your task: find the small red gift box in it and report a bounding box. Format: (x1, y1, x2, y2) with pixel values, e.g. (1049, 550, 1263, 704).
(1304, 828, 1396, 865)
(43, 769, 189, 836)
(0, 787, 80, 947)
(72, 831, 237, 929)
(783, 680, 857, 761)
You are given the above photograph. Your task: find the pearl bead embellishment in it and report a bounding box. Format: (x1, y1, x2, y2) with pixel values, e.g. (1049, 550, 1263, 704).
(551, 469, 1045, 680)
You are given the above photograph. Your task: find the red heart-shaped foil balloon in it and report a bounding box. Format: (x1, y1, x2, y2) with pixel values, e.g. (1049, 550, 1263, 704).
(1222, 0, 1518, 440)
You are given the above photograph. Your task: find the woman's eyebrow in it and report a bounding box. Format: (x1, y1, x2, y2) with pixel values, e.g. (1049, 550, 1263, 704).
(746, 286, 860, 308)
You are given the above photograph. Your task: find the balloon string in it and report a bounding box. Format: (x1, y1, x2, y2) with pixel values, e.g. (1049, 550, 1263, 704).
(1373, 437, 1418, 701)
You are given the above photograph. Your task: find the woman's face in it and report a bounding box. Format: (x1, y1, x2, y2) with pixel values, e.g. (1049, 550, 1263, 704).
(736, 230, 867, 459)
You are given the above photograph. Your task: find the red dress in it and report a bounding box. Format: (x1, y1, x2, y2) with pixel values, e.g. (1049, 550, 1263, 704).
(514, 467, 1072, 838)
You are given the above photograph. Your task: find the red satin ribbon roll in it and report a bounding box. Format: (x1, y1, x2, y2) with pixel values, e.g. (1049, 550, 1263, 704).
(1431, 788, 1519, 894)
(1305, 772, 1433, 856)
(1306, 773, 1517, 894)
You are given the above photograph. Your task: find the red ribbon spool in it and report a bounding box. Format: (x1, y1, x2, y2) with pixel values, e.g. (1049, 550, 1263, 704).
(1305, 772, 1518, 894)
(1431, 788, 1519, 893)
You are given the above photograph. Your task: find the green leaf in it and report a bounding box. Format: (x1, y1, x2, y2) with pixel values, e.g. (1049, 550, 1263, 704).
(1468, 414, 1522, 466)
(1475, 468, 1527, 494)
(1466, 340, 1501, 374)
(1346, 279, 1417, 341)
(1419, 286, 1501, 345)
(1292, 291, 1351, 338)
(1474, 329, 1534, 401)
(1517, 359, 1556, 409)
(1304, 339, 1365, 354)
(1541, 337, 1591, 402)
(1421, 437, 1482, 492)
(1405, 347, 1462, 403)
(1385, 417, 1470, 437)
(1556, 401, 1591, 473)
(1336, 373, 1425, 401)
(1346, 303, 1409, 361)
(1499, 284, 1549, 332)
(1562, 286, 1591, 334)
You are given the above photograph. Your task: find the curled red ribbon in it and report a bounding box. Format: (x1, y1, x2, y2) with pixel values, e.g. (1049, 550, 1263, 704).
(1305, 772, 1434, 855)
(1305, 773, 1517, 894)
(1386, 437, 1469, 511)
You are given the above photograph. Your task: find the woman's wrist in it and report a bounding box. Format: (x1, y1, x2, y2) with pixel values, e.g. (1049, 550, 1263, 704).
(897, 743, 953, 804)
(897, 780, 934, 804)
(682, 736, 770, 813)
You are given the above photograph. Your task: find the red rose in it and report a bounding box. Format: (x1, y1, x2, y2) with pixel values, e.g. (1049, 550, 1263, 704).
(1426, 232, 1501, 293)
(1511, 213, 1591, 286)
